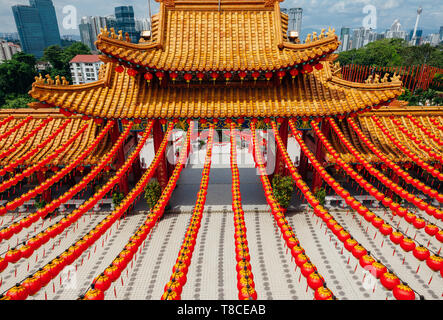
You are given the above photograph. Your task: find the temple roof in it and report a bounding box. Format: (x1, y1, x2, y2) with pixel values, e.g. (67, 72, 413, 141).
(28, 61, 403, 120)
(95, 0, 339, 72)
(0, 109, 111, 167)
(329, 106, 443, 164)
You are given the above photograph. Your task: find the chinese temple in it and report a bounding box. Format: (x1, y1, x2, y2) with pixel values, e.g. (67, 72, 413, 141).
(0, 0, 442, 301)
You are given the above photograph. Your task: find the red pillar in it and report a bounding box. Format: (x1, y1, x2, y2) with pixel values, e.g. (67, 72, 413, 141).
(132, 132, 143, 183)
(274, 118, 289, 177)
(312, 121, 330, 191)
(153, 119, 169, 189)
(298, 131, 309, 181)
(111, 122, 129, 195)
(36, 171, 51, 203)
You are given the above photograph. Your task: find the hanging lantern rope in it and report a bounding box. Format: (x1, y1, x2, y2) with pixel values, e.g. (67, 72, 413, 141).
(230, 123, 257, 300)
(336, 118, 442, 221)
(0, 116, 14, 129)
(371, 115, 443, 181)
(0, 119, 72, 177)
(0, 117, 33, 143)
(347, 117, 443, 204)
(82, 122, 189, 300)
(0, 122, 89, 203)
(291, 120, 441, 276)
(390, 117, 442, 163)
(407, 115, 443, 147)
(311, 120, 443, 246)
(275, 120, 421, 300)
(0, 121, 160, 300)
(252, 120, 335, 300)
(0, 121, 114, 222)
(0, 118, 53, 161)
(162, 123, 214, 300)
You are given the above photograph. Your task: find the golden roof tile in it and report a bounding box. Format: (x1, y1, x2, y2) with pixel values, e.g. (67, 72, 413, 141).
(0, 109, 111, 167)
(28, 61, 402, 120)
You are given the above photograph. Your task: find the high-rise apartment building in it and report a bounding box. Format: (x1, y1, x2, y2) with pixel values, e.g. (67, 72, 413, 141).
(339, 27, 351, 52)
(79, 16, 115, 51)
(69, 55, 103, 85)
(0, 40, 22, 63)
(115, 6, 139, 43)
(12, 0, 61, 58)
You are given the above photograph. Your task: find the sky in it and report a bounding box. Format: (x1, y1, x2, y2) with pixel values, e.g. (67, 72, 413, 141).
(1, 0, 442, 36)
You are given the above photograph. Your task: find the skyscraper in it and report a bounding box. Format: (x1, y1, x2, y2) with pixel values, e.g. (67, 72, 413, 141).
(339, 27, 351, 52)
(439, 26, 443, 41)
(79, 16, 115, 51)
(115, 6, 139, 43)
(385, 20, 407, 40)
(12, 0, 61, 58)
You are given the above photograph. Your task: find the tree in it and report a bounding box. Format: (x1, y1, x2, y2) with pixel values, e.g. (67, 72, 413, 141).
(42, 42, 91, 83)
(144, 180, 162, 209)
(271, 175, 295, 209)
(0, 52, 37, 107)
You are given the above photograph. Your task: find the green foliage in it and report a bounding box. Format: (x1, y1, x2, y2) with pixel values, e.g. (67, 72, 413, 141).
(34, 197, 47, 210)
(398, 88, 443, 106)
(112, 192, 124, 207)
(42, 42, 91, 83)
(1, 93, 36, 109)
(0, 52, 37, 106)
(338, 39, 443, 68)
(271, 175, 295, 209)
(314, 187, 326, 207)
(144, 180, 162, 209)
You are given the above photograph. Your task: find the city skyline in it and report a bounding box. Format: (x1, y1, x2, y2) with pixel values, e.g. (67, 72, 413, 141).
(1, 0, 443, 38)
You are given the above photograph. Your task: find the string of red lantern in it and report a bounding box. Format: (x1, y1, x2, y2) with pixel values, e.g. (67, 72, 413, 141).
(335, 118, 443, 220)
(0, 120, 132, 246)
(230, 123, 257, 300)
(0, 122, 90, 216)
(0, 121, 134, 274)
(406, 115, 443, 147)
(371, 115, 443, 181)
(0, 121, 163, 300)
(0, 121, 114, 220)
(390, 117, 442, 163)
(162, 123, 214, 300)
(280, 120, 418, 300)
(252, 120, 335, 300)
(311, 120, 443, 245)
(0, 116, 32, 142)
(428, 117, 443, 132)
(0, 119, 72, 177)
(291, 119, 442, 277)
(347, 117, 443, 204)
(0, 118, 53, 161)
(83, 122, 187, 300)
(0, 116, 14, 129)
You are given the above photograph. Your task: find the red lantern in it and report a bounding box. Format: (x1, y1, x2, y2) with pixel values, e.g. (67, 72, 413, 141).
(144, 72, 153, 83)
(210, 72, 218, 81)
(169, 72, 178, 81)
(184, 73, 192, 83)
(83, 287, 104, 300)
(277, 70, 286, 79)
(224, 72, 232, 81)
(155, 71, 165, 80)
(196, 72, 205, 81)
(307, 272, 324, 290)
(22, 276, 41, 296)
(393, 284, 415, 300)
(413, 246, 430, 261)
(252, 71, 260, 80)
(289, 68, 299, 78)
(379, 223, 393, 236)
(93, 274, 112, 292)
(314, 286, 333, 300)
(300, 262, 316, 277)
(426, 255, 443, 271)
(5, 248, 22, 263)
(400, 237, 416, 252)
(359, 255, 375, 268)
(344, 238, 358, 252)
(370, 262, 387, 279)
(352, 245, 367, 259)
(5, 284, 28, 300)
(314, 63, 324, 70)
(115, 65, 124, 73)
(389, 231, 404, 244)
(380, 272, 400, 290)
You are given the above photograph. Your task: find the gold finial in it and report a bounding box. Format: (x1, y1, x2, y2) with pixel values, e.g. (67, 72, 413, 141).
(102, 27, 109, 37)
(312, 32, 318, 41)
(125, 32, 131, 43)
(55, 75, 61, 86)
(373, 74, 380, 84)
(118, 30, 123, 41)
(365, 74, 373, 84)
(305, 34, 311, 43)
(319, 29, 326, 39)
(45, 74, 54, 85)
(381, 73, 389, 83)
(391, 72, 401, 82)
(61, 76, 69, 85)
(110, 28, 117, 39)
